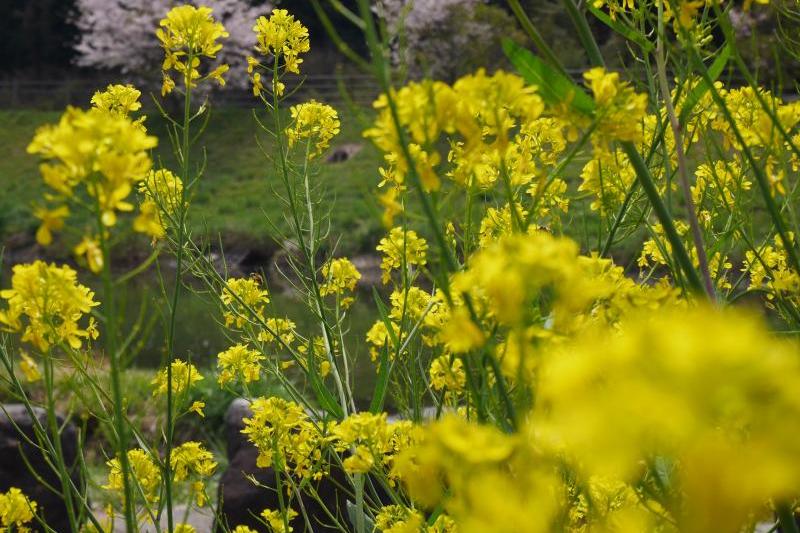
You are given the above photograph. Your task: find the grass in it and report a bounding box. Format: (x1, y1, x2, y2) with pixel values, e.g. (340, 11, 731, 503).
(0, 103, 384, 256)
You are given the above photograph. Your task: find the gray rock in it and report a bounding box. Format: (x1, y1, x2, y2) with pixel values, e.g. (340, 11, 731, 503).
(0, 403, 81, 533)
(215, 400, 353, 532)
(325, 143, 363, 164)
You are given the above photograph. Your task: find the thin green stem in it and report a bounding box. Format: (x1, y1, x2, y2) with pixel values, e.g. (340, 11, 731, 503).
(685, 45, 800, 277)
(43, 356, 79, 533)
(621, 143, 705, 294)
(561, 0, 605, 67)
(164, 58, 195, 533)
(95, 197, 136, 532)
(655, 8, 715, 299)
(506, 0, 567, 75)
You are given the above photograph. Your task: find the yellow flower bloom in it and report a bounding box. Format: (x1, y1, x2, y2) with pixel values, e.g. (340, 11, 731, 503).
(151, 359, 204, 396)
(105, 449, 161, 504)
(189, 401, 206, 417)
(32, 204, 69, 246)
(260, 508, 298, 533)
(27, 106, 157, 241)
(221, 277, 270, 329)
(217, 344, 264, 386)
(91, 84, 142, 117)
(242, 397, 328, 480)
(133, 169, 185, 239)
(19, 352, 41, 383)
(319, 257, 361, 302)
(257, 317, 297, 347)
(0, 261, 99, 351)
(0, 487, 37, 531)
(583, 67, 648, 148)
(157, 4, 229, 92)
(252, 9, 310, 74)
(285, 100, 340, 157)
(73, 235, 104, 274)
(375, 505, 424, 533)
(171, 441, 217, 506)
(376, 228, 428, 284)
(429, 355, 466, 393)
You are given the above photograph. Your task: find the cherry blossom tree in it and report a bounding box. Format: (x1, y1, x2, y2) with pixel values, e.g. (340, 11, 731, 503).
(373, 0, 519, 81)
(73, 0, 270, 88)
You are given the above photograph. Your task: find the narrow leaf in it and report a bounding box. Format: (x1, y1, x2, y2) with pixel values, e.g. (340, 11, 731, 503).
(307, 339, 344, 419)
(587, 5, 654, 52)
(369, 343, 391, 414)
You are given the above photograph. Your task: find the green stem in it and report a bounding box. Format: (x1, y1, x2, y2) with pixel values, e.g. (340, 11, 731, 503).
(43, 356, 79, 533)
(164, 59, 194, 533)
(621, 142, 705, 294)
(355, 0, 459, 278)
(506, 0, 567, 76)
(685, 45, 800, 278)
(561, 0, 605, 67)
(655, 7, 715, 300)
(96, 199, 136, 532)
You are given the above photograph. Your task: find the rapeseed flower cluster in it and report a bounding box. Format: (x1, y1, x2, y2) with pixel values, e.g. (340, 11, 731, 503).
(319, 257, 361, 308)
(151, 359, 203, 396)
(0, 261, 98, 351)
(27, 104, 157, 264)
(105, 449, 161, 504)
(170, 441, 217, 506)
(217, 344, 264, 386)
(0, 487, 37, 532)
(285, 100, 341, 156)
(90, 84, 143, 119)
(157, 5, 229, 95)
(376, 228, 428, 284)
(221, 277, 270, 329)
(249, 9, 310, 97)
(241, 397, 328, 480)
(133, 169, 185, 239)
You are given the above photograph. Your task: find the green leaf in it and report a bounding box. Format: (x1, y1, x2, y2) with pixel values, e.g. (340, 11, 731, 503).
(678, 44, 731, 123)
(306, 338, 344, 420)
(369, 343, 391, 414)
(587, 5, 654, 52)
(503, 39, 595, 115)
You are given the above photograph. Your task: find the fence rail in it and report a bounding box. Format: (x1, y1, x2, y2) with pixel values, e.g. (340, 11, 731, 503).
(0, 75, 382, 110)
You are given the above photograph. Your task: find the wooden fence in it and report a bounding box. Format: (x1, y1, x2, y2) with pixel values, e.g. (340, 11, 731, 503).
(0, 75, 381, 110)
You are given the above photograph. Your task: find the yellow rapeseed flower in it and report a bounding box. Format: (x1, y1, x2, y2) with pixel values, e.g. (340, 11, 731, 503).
(221, 277, 270, 329)
(320, 257, 361, 307)
(583, 67, 648, 148)
(105, 448, 161, 504)
(376, 228, 428, 284)
(0, 261, 99, 351)
(171, 441, 217, 506)
(285, 100, 340, 157)
(157, 4, 229, 94)
(19, 352, 41, 383)
(133, 169, 185, 239)
(151, 359, 204, 396)
(91, 84, 142, 117)
(0, 487, 37, 532)
(252, 9, 310, 74)
(260, 508, 297, 533)
(217, 344, 264, 386)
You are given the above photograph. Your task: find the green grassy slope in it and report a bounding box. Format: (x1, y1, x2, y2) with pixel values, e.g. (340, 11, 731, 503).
(0, 105, 384, 254)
